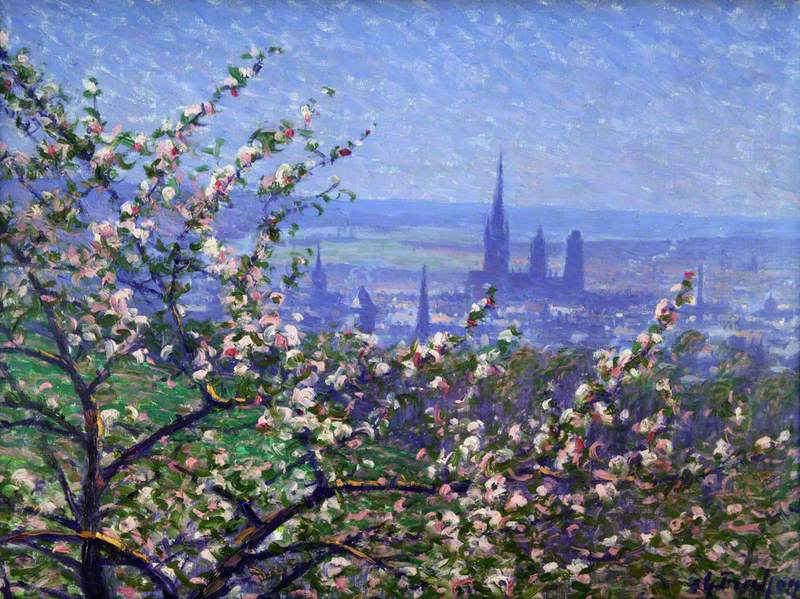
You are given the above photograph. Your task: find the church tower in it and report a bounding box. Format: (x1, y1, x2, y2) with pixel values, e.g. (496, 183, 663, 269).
(563, 230, 584, 292)
(483, 152, 510, 277)
(414, 265, 430, 340)
(351, 286, 377, 333)
(311, 242, 327, 294)
(530, 225, 546, 281)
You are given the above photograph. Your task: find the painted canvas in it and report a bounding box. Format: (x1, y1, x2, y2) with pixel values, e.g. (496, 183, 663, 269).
(0, 1, 797, 597)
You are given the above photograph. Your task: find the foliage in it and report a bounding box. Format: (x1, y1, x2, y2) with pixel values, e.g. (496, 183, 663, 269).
(0, 32, 797, 599)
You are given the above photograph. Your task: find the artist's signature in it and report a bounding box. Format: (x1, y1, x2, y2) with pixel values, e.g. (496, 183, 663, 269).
(689, 570, 800, 598)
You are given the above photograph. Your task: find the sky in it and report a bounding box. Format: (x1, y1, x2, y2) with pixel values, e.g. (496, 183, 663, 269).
(1, 0, 798, 217)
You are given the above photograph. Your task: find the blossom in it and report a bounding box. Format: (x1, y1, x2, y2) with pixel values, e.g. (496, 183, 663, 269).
(608, 455, 629, 478)
(301, 104, 313, 125)
(11, 468, 37, 491)
(82, 78, 98, 94)
(275, 163, 293, 187)
(505, 491, 528, 510)
(543, 562, 559, 573)
(0, 31, 8, 49)
(639, 449, 658, 467)
(292, 387, 316, 408)
(726, 503, 743, 515)
(237, 145, 258, 164)
(713, 438, 732, 459)
(201, 237, 221, 259)
(162, 186, 176, 202)
(183, 103, 203, 119)
(462, 435, 480, 453)
(566, 559, 588, 576)
(754, 436, 772, 450)
(655, 438, 673, 456)
(601, 535, 618, 547)
(574, 383, 592, 401)
(595, 482, 617, 502)
(374, 362, 390, 376)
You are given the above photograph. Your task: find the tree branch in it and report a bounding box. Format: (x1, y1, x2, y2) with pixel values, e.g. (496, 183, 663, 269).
(0, 416, 77, 438)
(189, 476, 470, 599)
(44, 451, 81, 522)
(5, 580, 80, 599)
(0, 345, 65, 369)
(101, 403, 215, 482)
(0, 529, 178, 599)
(0, 360, 84, 440)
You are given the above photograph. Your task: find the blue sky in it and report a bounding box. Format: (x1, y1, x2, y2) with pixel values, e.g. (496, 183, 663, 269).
(2, 0, 798, 217)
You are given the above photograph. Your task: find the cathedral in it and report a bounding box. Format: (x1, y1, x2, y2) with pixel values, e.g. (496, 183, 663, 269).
(467, 153, 586, 298)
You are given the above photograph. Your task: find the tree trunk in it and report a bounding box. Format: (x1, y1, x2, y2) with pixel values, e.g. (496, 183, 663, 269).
(79, 407, 111, 599)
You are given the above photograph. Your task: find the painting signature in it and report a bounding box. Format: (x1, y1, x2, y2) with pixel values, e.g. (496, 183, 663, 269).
(689, 569, 800, 598)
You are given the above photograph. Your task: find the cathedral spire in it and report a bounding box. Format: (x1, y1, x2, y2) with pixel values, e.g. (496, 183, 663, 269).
(492, 150, 504, 222)
(311, 241, 327, 294)
(414, 265, 430, 340)
(483, 150, 510, 276)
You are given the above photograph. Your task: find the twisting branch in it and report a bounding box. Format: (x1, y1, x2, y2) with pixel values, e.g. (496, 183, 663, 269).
(6, 245, 89, 399)
(0, 345, 65, 369)
(0, 360, 84, 440)
(0, 529, 178, 599)
(161, 459, 263, 527)
(0, 563, 13, 599)
(4, 580, 80, 599)
(189, 477, 471, 599)
(43, 450, 81, 522)
(0, 416, 76, 437)
(251, 528, 404, 598)
(100, 402, 215, 482)
(256, 551, 329, 598)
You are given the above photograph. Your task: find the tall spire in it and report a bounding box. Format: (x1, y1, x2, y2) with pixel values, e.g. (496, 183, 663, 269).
(311, 241, 327, 294)
(414, 265, 430, 340)
(482, 150, 510, 276)
(492, 150, 504, 222)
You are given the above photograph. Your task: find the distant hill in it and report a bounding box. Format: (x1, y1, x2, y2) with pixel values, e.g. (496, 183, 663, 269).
(221, 194, 800, 241)
(4, 178, 796, 241)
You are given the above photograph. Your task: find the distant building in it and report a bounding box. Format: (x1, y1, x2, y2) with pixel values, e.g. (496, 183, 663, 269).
(482, 152, 510, 278)
(311, 242, 328, 295)
(688, 263, 730, 317)
(298, 243, 348, 332)
(563, 230, 585, 293)
(467, 152, 586, 299)
(414, 265, 430, 340)
(351, 286, 377, 333)
(530, 225, 546, 281)
(762, 293, 779, 318)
